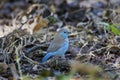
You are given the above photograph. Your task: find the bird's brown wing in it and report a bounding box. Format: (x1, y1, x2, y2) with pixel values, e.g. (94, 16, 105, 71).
(47, 34, 65, 52)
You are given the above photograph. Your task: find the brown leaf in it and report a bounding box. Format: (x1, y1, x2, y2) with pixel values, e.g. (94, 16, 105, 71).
(0, 62, 8, 74)
(33, 17, 49, 32)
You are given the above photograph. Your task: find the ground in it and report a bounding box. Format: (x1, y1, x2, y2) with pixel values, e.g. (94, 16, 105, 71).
(0, 0, 120, 80)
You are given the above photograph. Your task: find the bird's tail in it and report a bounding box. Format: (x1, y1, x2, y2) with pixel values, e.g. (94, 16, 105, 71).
(42, 52, 53, 63)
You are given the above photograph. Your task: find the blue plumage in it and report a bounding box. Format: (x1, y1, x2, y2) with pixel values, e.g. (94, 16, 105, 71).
(42, 52, 53, 62)
(42, 29, 69, 63)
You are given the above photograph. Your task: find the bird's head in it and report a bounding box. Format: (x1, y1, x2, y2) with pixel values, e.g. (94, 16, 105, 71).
(58, 29, 69, 39)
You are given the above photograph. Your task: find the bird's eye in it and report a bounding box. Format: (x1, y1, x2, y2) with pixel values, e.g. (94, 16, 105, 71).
(64, 31, 67, 33)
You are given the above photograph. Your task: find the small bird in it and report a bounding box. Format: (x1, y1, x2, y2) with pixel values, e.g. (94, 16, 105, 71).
(42, 28, 69, 63)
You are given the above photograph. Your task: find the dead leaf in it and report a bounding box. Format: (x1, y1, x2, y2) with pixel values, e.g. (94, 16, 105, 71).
(0, 62, 8, 73)
(33, 17, 49, 32)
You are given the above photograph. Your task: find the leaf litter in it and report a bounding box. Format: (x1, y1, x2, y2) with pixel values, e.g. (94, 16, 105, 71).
(0, 0, 120, 80)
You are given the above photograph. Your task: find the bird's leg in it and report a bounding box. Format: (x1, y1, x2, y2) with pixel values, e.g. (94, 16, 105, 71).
(52, 55, 65, 60)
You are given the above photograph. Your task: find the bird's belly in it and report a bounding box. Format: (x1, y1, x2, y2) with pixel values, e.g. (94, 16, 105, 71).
(54, 42, 69, 56)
